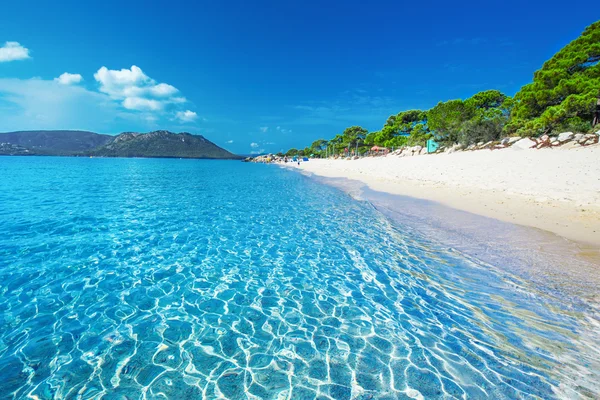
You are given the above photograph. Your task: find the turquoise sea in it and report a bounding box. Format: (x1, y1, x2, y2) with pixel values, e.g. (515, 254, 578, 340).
(0, 156, 599, 399)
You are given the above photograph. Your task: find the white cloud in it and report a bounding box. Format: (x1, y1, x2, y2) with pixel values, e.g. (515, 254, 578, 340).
(0, 42, 30, 62)
(54, 72, 83, 85)
(259, 126, 268, 133)
(0, 78, 119, 131)
(250, 148, 265, 155)
(226, 140, 234, 144)
(123, 97, 162, 111)
(94, 65, 148, 96)
(150, 83, 178, 97)
(93, 65, 184, 111)
(250, 142, 259, 148)
(0, 63, 198, 133)
(175, 110, 198, 123)
(275, 126, 292, 134)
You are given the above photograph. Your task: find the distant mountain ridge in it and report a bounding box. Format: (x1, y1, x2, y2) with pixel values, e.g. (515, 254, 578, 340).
(0, 130, 241, 159)
(0, 130, 112, 154)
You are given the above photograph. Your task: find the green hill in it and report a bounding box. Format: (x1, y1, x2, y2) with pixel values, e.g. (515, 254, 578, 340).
(0, 130, 241, 159)
(88, 130, 241, 159)
(0, 130, 112, 155)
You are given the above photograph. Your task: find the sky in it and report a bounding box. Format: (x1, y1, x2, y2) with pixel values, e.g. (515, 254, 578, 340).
(0, 1, 597, 155)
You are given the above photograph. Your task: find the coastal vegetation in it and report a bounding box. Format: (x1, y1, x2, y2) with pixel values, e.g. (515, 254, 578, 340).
(285, 20, 600, 157)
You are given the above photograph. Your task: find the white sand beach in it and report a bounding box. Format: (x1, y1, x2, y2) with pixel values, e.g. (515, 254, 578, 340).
(291, 144, 600, 247)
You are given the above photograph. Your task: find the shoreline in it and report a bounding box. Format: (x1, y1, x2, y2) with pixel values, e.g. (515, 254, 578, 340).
(283, 163, 600, 313)
(300, 173, 600, 308)
(283, 145, 600, 248)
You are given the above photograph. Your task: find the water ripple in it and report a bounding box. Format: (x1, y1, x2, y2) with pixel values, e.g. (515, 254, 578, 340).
(0, 157, 598, 399)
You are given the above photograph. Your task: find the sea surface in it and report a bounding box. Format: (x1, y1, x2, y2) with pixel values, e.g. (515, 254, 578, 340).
(0, 156, 599, 399)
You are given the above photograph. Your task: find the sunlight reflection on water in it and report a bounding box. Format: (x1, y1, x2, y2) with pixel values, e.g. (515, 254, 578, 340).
(0, 157, 598, 399)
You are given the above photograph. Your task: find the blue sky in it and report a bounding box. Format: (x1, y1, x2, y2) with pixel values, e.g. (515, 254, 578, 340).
(0, 1, 597, 154)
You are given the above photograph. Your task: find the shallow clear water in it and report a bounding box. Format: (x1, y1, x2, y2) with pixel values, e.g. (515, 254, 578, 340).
(0, 157, 598, 399)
